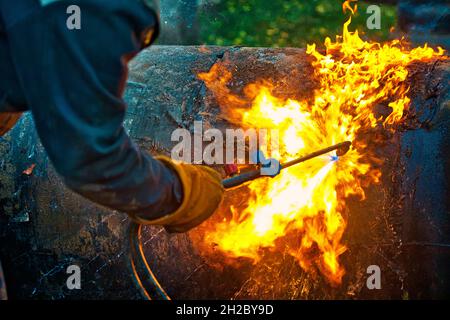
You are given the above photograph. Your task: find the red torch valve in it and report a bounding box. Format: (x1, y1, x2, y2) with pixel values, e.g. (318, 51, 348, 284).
(224, 163, 239, 176)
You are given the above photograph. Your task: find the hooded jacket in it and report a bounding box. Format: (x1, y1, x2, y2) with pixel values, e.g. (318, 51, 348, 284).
(0, 0, 183, 219)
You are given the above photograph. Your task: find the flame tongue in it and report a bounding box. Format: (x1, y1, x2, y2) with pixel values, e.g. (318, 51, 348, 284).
(197, 14, 446, 286)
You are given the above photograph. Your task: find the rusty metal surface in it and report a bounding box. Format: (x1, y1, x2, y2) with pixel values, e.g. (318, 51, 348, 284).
(0, 46, 448, 299)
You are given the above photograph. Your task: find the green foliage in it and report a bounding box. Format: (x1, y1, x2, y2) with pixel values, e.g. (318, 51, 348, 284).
(199, 0, 397, 48)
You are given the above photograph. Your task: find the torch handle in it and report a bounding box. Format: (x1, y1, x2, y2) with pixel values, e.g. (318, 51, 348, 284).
(222, 168, 262, 189)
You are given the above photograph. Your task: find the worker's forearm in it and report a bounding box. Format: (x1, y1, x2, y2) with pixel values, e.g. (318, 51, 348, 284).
(62, 132, 183, 219)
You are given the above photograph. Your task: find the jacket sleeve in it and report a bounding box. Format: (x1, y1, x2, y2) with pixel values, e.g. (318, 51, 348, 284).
(3, 0, 183, 219)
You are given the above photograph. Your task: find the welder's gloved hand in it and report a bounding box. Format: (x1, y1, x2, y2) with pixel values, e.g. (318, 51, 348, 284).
(131, 156, 224, 233)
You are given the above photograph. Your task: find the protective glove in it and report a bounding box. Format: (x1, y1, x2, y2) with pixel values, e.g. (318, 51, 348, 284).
(0, 112, 22, 137)
(130, 156, 224, 233)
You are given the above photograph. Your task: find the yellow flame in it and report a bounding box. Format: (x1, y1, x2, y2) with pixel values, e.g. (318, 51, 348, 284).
(197, 9, 446, 286)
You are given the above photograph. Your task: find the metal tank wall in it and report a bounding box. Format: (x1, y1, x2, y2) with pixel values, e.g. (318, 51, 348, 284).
(0, 46, 448, 299)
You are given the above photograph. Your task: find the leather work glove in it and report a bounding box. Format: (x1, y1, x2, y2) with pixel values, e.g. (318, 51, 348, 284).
(130, 156, 225, 233)
(0, 112, 22, 137)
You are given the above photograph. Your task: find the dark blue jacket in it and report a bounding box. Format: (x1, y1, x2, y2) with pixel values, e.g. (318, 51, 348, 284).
(0, 0, 183, 219)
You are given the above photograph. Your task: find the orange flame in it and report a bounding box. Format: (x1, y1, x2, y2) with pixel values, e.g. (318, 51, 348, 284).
(197, 9, 446, 286)
(342, 0, 358, 14)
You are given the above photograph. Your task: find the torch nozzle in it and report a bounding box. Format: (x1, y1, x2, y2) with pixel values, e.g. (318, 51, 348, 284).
(336, 141, 352, 156)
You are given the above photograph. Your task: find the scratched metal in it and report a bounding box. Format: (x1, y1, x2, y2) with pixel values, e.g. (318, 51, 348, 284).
(0, 46, 448, 299)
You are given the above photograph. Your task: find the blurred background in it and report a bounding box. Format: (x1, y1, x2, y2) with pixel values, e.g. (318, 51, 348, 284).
(157, 0, 449, 49)
(158, 0, 397, 46)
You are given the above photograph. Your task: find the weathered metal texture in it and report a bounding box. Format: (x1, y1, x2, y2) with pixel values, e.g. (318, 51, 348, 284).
(0, 46, 448, 299)
(398, 0, 450, 49)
